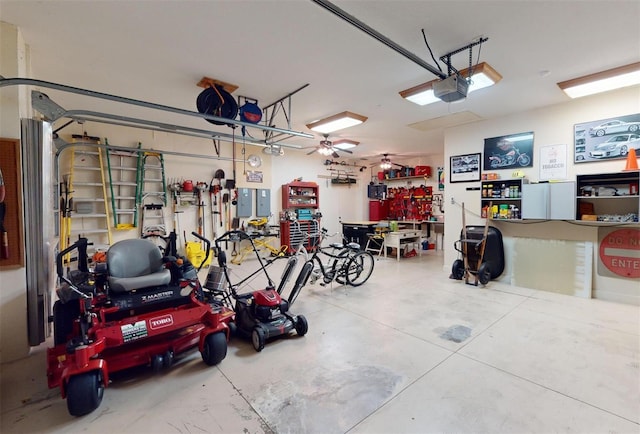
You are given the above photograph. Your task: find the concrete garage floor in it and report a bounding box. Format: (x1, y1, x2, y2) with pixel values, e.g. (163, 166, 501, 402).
(1, 250, 639, 433)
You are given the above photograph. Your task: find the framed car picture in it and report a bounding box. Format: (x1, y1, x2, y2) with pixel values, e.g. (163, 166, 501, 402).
(574, 113, 640, 163)
(450, 153, 481, 183)
(483, 131, 534, 170)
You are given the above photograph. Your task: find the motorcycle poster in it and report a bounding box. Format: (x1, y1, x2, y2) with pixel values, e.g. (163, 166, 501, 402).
(483, 132, 534, 170)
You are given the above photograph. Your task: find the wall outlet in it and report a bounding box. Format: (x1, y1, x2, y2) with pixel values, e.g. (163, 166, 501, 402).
(450, 197, 455, 204)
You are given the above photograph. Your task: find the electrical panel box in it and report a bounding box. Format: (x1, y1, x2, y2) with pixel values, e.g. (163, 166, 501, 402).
(256, 188, 270, 217)
(237, 188, 253, 217)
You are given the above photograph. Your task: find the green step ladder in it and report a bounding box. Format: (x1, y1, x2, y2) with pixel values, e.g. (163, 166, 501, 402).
(106, 140, 141, 230)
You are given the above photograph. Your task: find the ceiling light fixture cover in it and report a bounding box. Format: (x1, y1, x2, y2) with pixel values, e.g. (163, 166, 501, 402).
(400, 62, 502, 106)
(306, 111, 368, 134)
(557, 62, 640, 99)
(332, 139, 359, 150)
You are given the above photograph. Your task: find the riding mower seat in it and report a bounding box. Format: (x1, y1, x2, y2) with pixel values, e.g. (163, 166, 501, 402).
(107, 239, 171, 293)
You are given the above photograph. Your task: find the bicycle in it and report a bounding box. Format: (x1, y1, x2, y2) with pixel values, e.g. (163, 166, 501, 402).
(299, 227, 375, 287)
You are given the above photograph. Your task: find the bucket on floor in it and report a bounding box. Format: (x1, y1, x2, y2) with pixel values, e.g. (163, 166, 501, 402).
(422, 240, 429, 250)
(204, 265, 226, 292)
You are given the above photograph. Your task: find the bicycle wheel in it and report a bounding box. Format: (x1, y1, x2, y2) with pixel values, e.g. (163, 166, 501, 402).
(335, 248, 357, 284)
(344, 251, 375, 286)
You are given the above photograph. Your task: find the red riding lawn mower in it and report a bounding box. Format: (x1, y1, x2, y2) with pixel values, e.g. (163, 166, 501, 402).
(47, 232, 234, 416)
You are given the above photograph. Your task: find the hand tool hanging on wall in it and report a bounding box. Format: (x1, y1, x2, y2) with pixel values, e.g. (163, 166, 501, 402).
(225, 127, 237, 233)
(214, 169, 225, 229)
(196, 182, 208, 245)
(209, 176, 217, 239)
(168, 179, 183, 251)
(222, 191, 230, 231)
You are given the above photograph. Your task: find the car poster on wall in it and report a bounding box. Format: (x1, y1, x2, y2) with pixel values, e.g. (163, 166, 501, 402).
(574, 113, 640, 163)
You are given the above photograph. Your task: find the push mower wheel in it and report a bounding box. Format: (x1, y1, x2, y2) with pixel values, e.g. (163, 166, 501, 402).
(451, 259, 465, 280)
(66, 370, 104, 417)
(478, 262, 491, 285)
(201, 332, 227, 366)
(295, 315, 308, 336)
(251, 326, 266, 352)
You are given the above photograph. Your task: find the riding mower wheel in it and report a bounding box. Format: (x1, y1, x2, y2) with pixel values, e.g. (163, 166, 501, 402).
(201, 332, 227, 366)
(66, 370, 104, 417)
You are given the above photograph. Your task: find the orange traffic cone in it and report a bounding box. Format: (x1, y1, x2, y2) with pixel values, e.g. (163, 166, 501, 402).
(623, 148, 639, 171)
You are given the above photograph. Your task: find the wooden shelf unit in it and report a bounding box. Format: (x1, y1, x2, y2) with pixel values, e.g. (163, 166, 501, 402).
(280, 181, 320, 254)
(281, 181, 319, 209)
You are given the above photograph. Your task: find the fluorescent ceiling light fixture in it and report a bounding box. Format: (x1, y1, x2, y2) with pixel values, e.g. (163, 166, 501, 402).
(306, 111, 368, 134)
(400, 62, 502, 106)
(332, 139, 359, 150)
(557, 62, 640, 98)
(505, 133, 534, 142)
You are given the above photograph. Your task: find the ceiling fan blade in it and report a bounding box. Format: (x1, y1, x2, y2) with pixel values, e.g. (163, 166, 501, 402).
(340, 148, 353, 154)
(307, 148, 318, 155)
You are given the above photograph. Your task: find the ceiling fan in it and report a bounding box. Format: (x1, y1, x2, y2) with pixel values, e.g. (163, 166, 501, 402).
(306, 134, 353, 158)
(376, 153, 406, 169)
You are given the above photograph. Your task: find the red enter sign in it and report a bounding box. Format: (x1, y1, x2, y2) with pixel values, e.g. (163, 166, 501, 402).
(599, 228, 640, 278)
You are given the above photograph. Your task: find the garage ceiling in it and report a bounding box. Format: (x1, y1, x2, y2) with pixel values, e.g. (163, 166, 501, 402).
(1, 0, 639, 160)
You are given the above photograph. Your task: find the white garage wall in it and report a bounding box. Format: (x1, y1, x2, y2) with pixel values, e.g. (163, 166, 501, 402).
(0, 22, 31, 363)
(443, 86, 640, 304)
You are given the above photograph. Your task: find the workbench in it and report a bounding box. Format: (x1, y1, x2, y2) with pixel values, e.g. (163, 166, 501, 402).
(384, 229, 422, 260)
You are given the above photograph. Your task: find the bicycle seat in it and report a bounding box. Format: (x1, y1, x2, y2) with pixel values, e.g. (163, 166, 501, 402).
(329, 242, 344, 249)
(346, 242, 360, 250)
(107, 239, 171, 293)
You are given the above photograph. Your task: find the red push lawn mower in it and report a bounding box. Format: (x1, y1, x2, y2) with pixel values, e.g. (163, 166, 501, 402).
(47, 231, 234, 417)
(210, 230, 310, 352)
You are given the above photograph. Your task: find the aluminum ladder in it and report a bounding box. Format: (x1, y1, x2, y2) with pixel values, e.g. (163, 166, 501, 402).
(137, 149, 168, 237)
